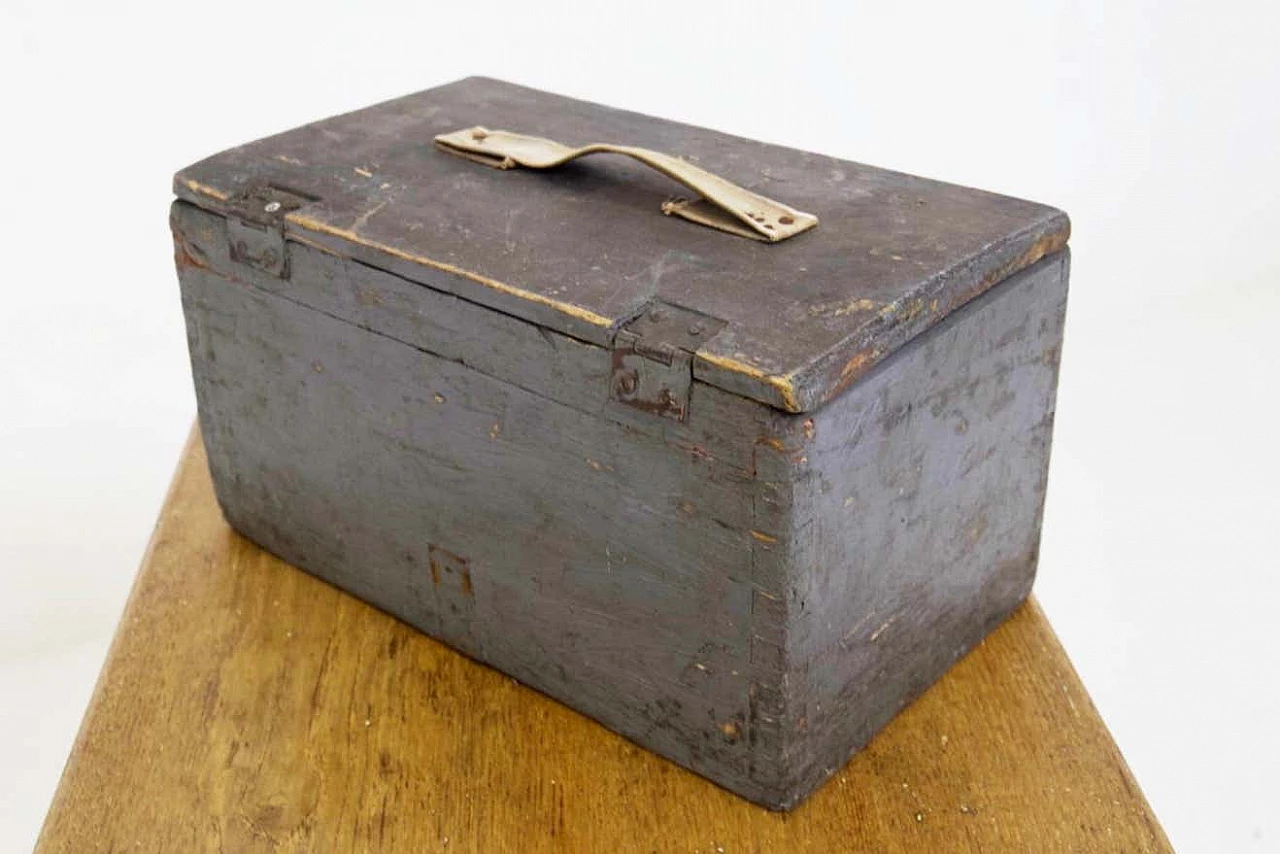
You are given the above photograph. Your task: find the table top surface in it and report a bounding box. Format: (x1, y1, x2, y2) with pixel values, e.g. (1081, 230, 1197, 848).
(37, 430, 1170, 853)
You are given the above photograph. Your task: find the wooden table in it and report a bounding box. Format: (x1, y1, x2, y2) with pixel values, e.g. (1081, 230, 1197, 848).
(37, 432, 1171, 853)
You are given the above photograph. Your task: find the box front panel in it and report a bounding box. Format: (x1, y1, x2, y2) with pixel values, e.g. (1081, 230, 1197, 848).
(174, 213, 800, 800)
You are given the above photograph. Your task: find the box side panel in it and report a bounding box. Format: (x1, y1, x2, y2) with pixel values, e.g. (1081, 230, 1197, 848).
(174, 214, 797, 804)
(780, 252, 1070, 801)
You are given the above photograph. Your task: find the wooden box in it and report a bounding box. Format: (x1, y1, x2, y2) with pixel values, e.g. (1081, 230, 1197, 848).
(170, 77, 1070, 809)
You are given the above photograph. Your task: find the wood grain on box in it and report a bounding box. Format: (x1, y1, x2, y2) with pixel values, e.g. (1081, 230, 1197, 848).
(173, 187, 1068, 805)
(169, 78, 1076, 807)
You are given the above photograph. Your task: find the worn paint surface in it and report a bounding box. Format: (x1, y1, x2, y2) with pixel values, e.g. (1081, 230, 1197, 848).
(173, 76, 1069, 412)
(176, 202, 791, 804)
(173, 191, 1069, 807)
(772, 252, 1070, 802)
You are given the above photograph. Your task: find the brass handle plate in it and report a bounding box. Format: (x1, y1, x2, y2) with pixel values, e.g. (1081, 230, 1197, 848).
(435, 127, 818, 243)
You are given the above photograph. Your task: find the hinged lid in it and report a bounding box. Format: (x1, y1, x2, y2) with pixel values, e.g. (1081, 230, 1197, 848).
(174, 76, 1069, 413)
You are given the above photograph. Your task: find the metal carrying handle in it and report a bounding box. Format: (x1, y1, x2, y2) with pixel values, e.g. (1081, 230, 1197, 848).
(434, 127, 818, 243)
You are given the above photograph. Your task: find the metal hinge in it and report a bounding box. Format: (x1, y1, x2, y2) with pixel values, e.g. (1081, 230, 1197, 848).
(224, 186, 313, 278)
(610, 301, 727, 421)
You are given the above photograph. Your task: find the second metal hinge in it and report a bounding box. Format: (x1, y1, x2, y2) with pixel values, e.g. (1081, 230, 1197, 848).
(610, 301, 727, 422)
(224, 186, 313, 278)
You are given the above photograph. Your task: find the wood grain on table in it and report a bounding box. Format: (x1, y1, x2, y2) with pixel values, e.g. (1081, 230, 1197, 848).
(37, 431, 1170, 853)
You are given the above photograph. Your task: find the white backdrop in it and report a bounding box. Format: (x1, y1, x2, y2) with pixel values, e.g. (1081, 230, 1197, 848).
(2, 2, 1277, 851)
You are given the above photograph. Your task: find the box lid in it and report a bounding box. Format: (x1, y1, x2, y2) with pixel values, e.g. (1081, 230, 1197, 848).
(174, 76, 1068, 413)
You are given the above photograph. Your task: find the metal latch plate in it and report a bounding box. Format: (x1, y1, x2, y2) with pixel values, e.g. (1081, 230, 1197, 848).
(610, 301, 727, 421)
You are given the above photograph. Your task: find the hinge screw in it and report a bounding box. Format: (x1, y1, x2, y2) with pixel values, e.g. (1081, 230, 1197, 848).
(264, 201, 282, 213)
(615, 372, 638, 396)
(648, 307, 669, 323)
(687, 321, 706, 336)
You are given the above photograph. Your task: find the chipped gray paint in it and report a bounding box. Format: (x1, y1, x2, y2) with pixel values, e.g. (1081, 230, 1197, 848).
(173, 197, 1068, 809)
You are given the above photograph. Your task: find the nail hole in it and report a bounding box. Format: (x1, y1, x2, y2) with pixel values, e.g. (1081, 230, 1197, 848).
(778, 215, 794, 225)
(471, 130, 488, 141)
(764, 223, 775, 230)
